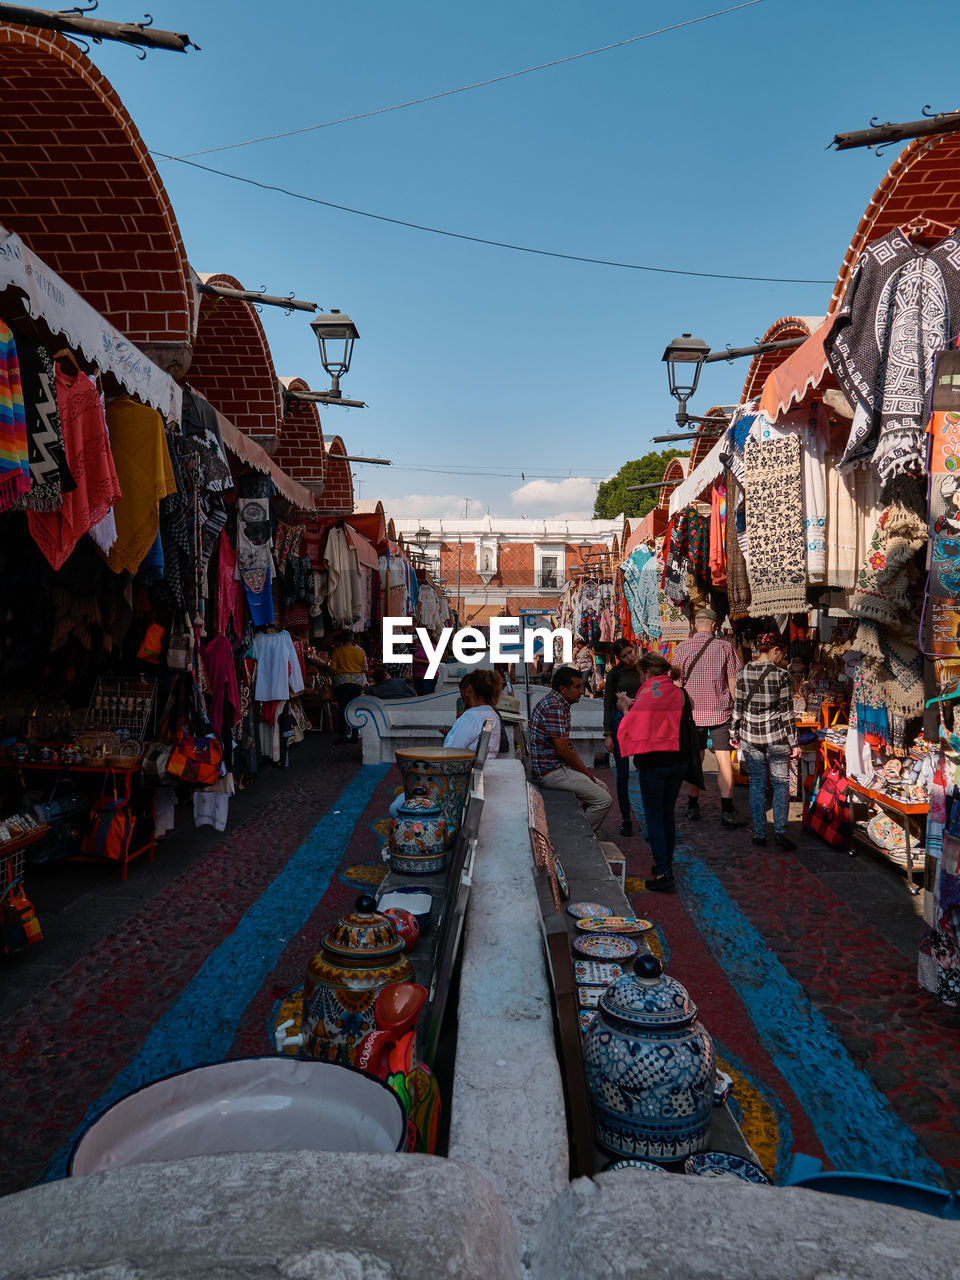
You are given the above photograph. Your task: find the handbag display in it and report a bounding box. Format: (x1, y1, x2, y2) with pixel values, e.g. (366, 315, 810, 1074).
(145, 673, 224, 788)
(803, 765, 851, 848)
(166, 616, 195, 671)
(80, 774, 136, 862)
(137, 621, 166, 664)
(166, 732, 223, 787)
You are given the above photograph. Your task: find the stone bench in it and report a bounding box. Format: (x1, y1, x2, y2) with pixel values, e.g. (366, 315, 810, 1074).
(347, 685, 607, 767)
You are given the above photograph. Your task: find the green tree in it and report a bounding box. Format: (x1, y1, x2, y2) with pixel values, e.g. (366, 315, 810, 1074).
(594, 450, 689, 519)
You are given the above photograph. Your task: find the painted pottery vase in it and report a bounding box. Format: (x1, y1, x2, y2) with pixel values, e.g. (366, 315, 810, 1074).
(395, 748, 475, 847)
(381, 907, 421, 951)
(302, 894, 414, 1065)
(389, 797, 448, 874)
(583, 954, 715, 1163)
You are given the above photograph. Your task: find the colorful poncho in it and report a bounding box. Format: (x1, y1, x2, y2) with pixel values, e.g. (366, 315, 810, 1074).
(0, 321, 29, 511)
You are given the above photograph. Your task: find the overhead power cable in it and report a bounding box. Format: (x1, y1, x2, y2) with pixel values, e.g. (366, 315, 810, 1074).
(150, 150, 832, 283)
(165, 1, 767, 160)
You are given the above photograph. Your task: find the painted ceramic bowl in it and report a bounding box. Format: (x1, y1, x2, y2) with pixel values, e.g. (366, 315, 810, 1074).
(567, 902, 613, 919)
(69, 1057, 407, 1174)
(395, 748, 475, 844)
(605, 1159, 670, 1176)
(576, 916, 653, 934)
(684, 1152, 770, 1183)
(572, 934, 639, 960)
(381, 907, 420, 951)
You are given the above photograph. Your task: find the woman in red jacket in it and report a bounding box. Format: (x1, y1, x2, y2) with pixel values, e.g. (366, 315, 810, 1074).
(617, 652, 702, 893)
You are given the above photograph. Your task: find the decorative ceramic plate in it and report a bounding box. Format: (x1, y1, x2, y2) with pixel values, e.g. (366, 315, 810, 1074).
(567, 902, 613, 920)
(574, 960, 623, 985)
(577, 985, 606, 1009)
(866, 813, 920, 853)
(684, 1153, 770, 1184)
(572, 934, 639, 960)
(579, 1010, 596, 1033)
(575, 916, 653, 934)
(555, 857, 570, 900)
(605, 1159, 670, 1175)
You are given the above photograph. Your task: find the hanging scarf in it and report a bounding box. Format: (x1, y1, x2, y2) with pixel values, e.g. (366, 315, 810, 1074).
(725, 470, 751, 621)
(0, 321, 29, 511)
(101, 396, 177, 575)
(12, 333, 74, 512)
(827, 227, 960, 479)
(744, 433, 806, 617)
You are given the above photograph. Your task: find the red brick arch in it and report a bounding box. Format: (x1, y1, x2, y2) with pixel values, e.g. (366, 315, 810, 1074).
(274, 376, 326, 495)
(741, 317, 820, 404)
(831, 129, 960, 313)
(0, 24, 193, 350)
(689, 407, 727, 471)
(188, 273, 283, 436)
(386, 518, 397, 541)
(320, 435, 354, 514)
(658, 456, 688, 510)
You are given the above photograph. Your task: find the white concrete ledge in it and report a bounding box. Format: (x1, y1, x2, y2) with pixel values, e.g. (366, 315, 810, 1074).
(447, 758, 569, 1242)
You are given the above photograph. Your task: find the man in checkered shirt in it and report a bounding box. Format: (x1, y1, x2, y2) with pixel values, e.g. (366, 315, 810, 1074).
(529, 666, 612, 833)
(673, 607, 747, 828)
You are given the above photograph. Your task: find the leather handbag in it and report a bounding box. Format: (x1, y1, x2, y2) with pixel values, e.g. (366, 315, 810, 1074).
(80, 773, 136, 861)
(803, 766, 850, 847)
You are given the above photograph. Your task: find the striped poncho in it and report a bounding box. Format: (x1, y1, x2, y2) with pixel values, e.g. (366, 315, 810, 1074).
(0, 320, 29, 510)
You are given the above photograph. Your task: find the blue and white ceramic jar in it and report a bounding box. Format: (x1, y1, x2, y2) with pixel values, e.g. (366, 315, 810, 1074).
(389, 797, 448, 874)
(583, 953, 715, 1162)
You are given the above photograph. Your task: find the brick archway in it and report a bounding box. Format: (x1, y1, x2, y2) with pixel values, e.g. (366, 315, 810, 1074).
(0, 24, 193, 362)
(658, 456, 688, 510)
(831, 129, 960, 312)
(741, 317, 821, 404)
(320, 435, 354, 513)
(188, 273, 283, 439)
(689, 407, 727, 471)
(275, 376, 326, 495)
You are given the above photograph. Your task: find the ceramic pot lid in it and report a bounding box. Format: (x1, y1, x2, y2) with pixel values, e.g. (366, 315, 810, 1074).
(322, 894, 405, 965)
(395, 797, 443, 818)
(599, 954, 697, 1030)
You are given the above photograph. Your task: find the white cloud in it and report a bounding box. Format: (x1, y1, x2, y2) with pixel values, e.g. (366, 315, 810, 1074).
(510, 476, 596, 515)
(377, 493, 482, 518)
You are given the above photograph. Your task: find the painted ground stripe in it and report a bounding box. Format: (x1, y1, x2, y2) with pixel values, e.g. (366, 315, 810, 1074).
(626, 773, 943, 1183)
(45, 764, 391, 1181)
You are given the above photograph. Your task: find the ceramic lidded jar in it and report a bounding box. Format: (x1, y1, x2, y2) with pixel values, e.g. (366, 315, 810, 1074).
(394, 748, 475, 847)
(302, 895, 414, 1065)
(583, 954, 715, 1163)
(389, 797, 448, 874)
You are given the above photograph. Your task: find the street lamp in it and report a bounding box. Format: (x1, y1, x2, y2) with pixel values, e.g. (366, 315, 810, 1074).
(310, 309, 359, 398)
(662, 333, 710, 429)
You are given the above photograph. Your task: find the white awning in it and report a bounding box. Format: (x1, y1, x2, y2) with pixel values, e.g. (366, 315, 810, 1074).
(0, 226, 182, 422)
(668, 431, 728, 515)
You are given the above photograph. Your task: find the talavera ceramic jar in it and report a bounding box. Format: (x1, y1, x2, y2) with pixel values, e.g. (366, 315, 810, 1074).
(583, 953, 715, 1162)
(389, 797, 448, 874)
(394, 748, 475, 847)
(302, 895, 414, 1065)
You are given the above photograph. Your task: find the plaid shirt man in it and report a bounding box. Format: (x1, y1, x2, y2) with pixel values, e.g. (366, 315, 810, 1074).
(528, 689, 571, 780)
(673, 634, 741, 727)
(730, 662, 796, 748)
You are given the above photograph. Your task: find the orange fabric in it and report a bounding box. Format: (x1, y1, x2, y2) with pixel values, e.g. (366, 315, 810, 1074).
(102, 397, 176, 574)
(759, 320, 832, 421)
(709, 485, 726, 588)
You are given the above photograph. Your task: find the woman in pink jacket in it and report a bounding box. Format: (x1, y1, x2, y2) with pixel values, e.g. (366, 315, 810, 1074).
(616, 653, 702, 893)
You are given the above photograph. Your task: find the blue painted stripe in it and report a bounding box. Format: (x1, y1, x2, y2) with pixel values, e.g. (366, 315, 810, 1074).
(45, 764, 391, 1182)
(628, 773, 944, 1184)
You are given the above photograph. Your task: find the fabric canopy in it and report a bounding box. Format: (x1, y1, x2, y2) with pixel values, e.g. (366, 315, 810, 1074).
(759, 318, 833, 421)
(345, 523, 380, 569)
(0, 226, 182, 422)
(216, 410, 316, 511)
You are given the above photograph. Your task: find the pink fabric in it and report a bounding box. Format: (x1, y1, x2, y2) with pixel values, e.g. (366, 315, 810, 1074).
(216, 527, 243, 640)
(617, 674, 684, 755)
(200, 633, 241, 736)
(709, 484, 727, 587)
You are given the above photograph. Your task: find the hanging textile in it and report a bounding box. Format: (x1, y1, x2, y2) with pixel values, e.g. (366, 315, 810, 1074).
(744, 433, 806, 617)
(325, 524, 361, 628)
(826, 227, 960, 479)
(848, 502, 927, 641)
(620, 546, 660, 640)
(215, 525, 244, 640)
(709, 485, 726, 587)
(237, 473, 275, 626)
(12, 333, 73, 512)
(824, 449, 858, 590)
(101, 397, 177, 575)
(200, 633, 242, 737)
(181, 386, 233, 492)
(0, 320, 29, 511)
(725, 471, 751, 621)
(27, 365, 120, 570)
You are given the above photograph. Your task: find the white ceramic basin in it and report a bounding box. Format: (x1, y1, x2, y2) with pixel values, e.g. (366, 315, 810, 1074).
(70, 1057, 406, 1175)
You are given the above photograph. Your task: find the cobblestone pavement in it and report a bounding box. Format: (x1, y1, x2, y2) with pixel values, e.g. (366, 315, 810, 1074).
(1, 743, 957, 1199)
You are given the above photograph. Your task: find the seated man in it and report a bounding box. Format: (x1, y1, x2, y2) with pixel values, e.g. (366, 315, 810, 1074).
(367, 666, 417, 699)
(529, 665, 612, 834)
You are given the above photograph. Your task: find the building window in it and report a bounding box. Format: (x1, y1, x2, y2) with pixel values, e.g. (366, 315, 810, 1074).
(539, 555, 559, 589)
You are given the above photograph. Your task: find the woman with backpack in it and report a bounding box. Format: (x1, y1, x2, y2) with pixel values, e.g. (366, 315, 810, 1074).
(729, 632, 801, 850)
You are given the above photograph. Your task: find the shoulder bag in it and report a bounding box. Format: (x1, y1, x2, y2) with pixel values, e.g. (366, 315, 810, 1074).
(679, 635, 715, 688)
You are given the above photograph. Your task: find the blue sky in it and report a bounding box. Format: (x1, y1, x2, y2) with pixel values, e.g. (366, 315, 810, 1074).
(86, 0, 956, 518)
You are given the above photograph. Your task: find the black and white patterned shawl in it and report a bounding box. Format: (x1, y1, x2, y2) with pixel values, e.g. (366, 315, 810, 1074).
(13, 334, 74, 512)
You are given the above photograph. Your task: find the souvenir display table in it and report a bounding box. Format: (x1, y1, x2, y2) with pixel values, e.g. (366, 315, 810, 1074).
(845, 779, 928, 895)
(0, 760, 154, 881)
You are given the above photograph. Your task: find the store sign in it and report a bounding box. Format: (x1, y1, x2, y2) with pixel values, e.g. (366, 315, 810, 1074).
(383, 617, 573, 678)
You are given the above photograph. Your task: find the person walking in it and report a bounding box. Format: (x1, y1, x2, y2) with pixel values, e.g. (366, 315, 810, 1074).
(673, 607, 746, 828)
(603, 639, 644, 836)
(529, 665, 612, 833)
(329, 631, 368, 743)
(616, 652, 703, 893)
(729, 632, 800, 850)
